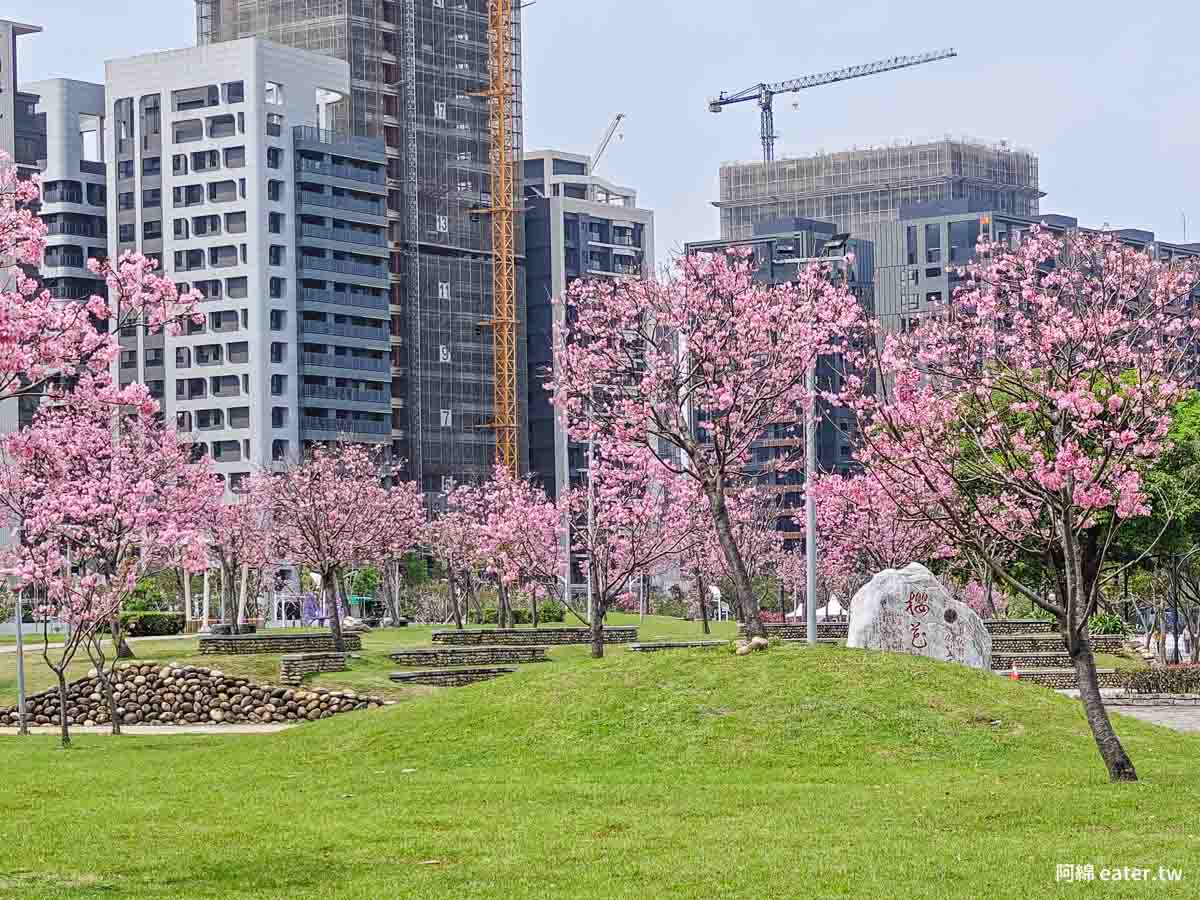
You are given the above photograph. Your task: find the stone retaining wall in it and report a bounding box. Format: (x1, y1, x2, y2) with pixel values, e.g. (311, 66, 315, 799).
(1, 662, 385, 727)
(198, 632, 362, 655)
(1106, 694, 1200, 706)
(991, 653, 1073, 670)
(984, 619, 1056, 635)
(990, 634, 1125, 654)
(737, 622, 848, 640)
(389, 646, 548, 666)
(278, 652, 348, 685)
(1016, 668, 1124, 689)
(389, 666, 515, 686)
(432, 627, 637, 646)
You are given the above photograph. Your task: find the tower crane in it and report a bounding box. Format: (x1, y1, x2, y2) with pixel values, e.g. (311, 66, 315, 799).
(590, 113, 625, 173)
(709, 49, 957, 163)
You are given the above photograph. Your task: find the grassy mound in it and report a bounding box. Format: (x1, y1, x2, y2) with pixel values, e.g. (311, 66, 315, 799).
(1, 643, 1196, 898)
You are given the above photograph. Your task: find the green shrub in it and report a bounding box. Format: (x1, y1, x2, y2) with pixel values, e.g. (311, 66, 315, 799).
(1089, 612, 1129, 635)
(537, 601, 566, 623)
(1124, 665, 1200, 694)
(121, 611, 185, 637)
(653, 596, 689, 619)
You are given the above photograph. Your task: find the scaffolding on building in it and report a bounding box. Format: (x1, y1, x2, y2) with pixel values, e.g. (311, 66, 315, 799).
(716, 137, 1042, 240)
(195, 0, 525, 500)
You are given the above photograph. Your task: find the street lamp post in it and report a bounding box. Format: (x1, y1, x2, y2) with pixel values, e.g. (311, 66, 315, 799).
(13, 588, 28, 735)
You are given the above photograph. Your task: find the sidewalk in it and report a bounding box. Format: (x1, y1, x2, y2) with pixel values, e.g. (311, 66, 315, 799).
(0, 633, 195, 655)
(0, 722, 294, 736)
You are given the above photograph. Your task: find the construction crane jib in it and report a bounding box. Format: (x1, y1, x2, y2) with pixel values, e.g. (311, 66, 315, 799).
(708, 49, 957, 162)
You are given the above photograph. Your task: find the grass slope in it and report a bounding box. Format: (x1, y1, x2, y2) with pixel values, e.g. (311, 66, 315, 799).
(1, 625, 1197, 899)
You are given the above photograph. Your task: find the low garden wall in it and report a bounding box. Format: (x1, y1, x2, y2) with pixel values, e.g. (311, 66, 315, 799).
(432, 627, 637, 646)
(1016, 668, 1124, 690)
(628, 641, 729, 652)
(389, 646, 548, 666)
(984, 619, 1057, 635)
(198, 632, 361, 655)
(990, 633, 1125, 654)
(278, 652, 348, 685)
(1, 662, 385, 727)
(737, 622, 848, 640)
(389, 666, 515, 687)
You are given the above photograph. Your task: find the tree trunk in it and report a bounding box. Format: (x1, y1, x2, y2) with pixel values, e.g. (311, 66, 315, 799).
(706, 481, 763, 638)
(326, 575, 346, 653)
(697, 569, 710, 635)
(497, 581, 510, 629)
(1070, 640, 1137, 782)
(531, 592, 539, 628)
(110, 613, 134, 660)
(235, 563, 249, 633)
(447, 562, 463, 630)
(100, 664, 121, 736)
(589, 567, 604, 659)
(55, 670, 70, 748)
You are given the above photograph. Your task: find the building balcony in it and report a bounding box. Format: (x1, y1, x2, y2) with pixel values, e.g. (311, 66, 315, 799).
(293, 126, 387, 161)
(301, 415, 389, 436)
(298, 191, 386, 217)
(301, 319, 390, 342)
(299, 287, 389, 312)
(300, 223, 387, 248)
(302, 352, 388, 373)
(45, 222, 104, 238)
(299, 256, 388, 280)
(297, 157, 385, 187)
(301, 385, 391, 406)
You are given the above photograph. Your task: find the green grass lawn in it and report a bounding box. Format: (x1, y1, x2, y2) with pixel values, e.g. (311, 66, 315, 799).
(1, 616, 1198, 899)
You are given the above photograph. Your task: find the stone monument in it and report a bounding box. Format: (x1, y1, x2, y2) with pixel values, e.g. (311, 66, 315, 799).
(846, 563, 991, 670)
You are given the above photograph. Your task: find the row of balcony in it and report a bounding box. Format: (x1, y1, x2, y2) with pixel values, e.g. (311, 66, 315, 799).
(300, 223, 387, 248)
(301, 385, 390, 406)
(298, 157, 386, 186)
(299, 255, 388, 280)
(299, 287, 389, 311)
(299, 191, 385, 216)
(301, 351, 389, 373)
(301, 416, 389, 436)
(301, 319, 390, 341)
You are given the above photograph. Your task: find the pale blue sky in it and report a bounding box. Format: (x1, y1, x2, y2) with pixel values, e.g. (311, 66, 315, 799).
(8, 0, 1198, 259)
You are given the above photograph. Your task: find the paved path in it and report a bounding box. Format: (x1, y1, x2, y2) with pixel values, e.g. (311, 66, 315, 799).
(1107, 705, 1200, 733)
(0, 723, 294, 736)
(0, 633, 195, 655)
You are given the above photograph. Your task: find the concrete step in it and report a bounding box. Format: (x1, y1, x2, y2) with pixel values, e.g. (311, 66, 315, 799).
(389, 666, 515, 687)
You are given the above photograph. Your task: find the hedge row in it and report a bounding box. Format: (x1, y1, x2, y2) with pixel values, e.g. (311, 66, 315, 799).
(121, 611, 185, 637)
(479, 603, 566, 625)
(1124, 665, 1200, 694)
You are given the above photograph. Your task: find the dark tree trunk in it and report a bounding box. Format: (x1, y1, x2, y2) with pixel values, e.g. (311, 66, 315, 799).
(497, 581, 511, 629)
(88, 638, 121, 736)
(326, 576, 346, 653)
(589, 567, 604, 659)
(55, 671, 70, 748)
(697, 568, 710, 635)
(531, 593, 539, 628)
(1070, 640, 1137, 782)
(110, 613, 134, 659)
(447, 562, 463, 629)
(706, 481, 763, 638)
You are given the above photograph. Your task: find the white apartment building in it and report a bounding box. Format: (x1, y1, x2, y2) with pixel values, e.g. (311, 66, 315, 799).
(105, 38, 390, 492)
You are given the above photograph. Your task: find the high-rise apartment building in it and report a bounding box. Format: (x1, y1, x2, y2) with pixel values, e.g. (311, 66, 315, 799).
(522, 149, 654, 500)
(195, 0, 527, 501)
(106, 38, 389, 492)
(716, 137, 1042, 242)
(0, 20, 45, 177)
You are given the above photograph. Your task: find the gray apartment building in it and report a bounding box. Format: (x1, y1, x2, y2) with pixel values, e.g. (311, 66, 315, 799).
(686, 218, 873, 543)
(105, 38, 389, 492)
(868, 200, 1200, 338)
(195, 0, 527, 502)
(523, 149, 654, 500)
(0, 20, 45, 178)
(715, 137, 1042, 243)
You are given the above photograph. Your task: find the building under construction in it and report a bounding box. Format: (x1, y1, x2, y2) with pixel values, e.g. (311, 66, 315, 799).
(716, 137, 1042, 241)
(196, 0, 527, 500)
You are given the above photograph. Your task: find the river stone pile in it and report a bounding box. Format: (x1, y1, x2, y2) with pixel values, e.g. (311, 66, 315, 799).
(2, 662, 386, 727)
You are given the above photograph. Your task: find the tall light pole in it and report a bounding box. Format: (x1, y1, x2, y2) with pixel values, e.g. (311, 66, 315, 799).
(13, 588, 28, 735)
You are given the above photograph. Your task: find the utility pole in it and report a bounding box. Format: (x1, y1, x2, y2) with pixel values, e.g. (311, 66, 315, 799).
(805, 351, 818, 647)
(13, 589, 28, 735)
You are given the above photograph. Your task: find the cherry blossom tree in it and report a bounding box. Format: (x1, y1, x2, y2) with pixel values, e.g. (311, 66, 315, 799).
(476, 465, 567, 627)
(0, 377, 218, 744)
(569, 443, 697, 657)
(204, 499, 270, 634)
(552, 250, 865, 637)
(249, 443, 401, 651)
(425, 483, 489, 628)
(370, 478, 427, 625)
(0, 155, 201, 401)
(803, 471, 957, 602)
(860, 228, 1200, 782)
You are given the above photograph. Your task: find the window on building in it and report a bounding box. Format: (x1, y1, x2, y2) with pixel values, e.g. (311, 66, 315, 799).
(143, 220, 162, 240)
(223, 146, 246, 168)
(271, 406, 287, 427)
(172, 154, 188, 175)
(272, 439, 289, 461)
(173, 218, 189, 240)
(142, 156, 161, 176)
(173, 119, 203, 143)
(269, 245, 286, 266)
(267, 113, 283, 137)
(270, 342, 286, 364)
(271, 376, 287, 397)
(173, 184, 204, 207)
(924, 224, 942, 264)
(268, 212, 285, 234)
(224, 211, 247, 234)
(949, 219, 981, 264)
(208, 180, 237, 203)
(906, 225, 918, 266)
(267, 147, 283, 169)
(118, 192, 135, 211)
(269, 277, 286, 299)
(117, 159, 134, 180)
(193, 279, 221, 299)
(226, 276, 248, 298)
(175, 347, 191, 368)
(222, 81, 245, 104)
(270, 309, 286, 330)
(142, 188, 161, 209)
(267, 180, 284, 202)
(207, 114, 236, 139)
(118, 223, 135, 243)
(173, 248, 204, 271)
